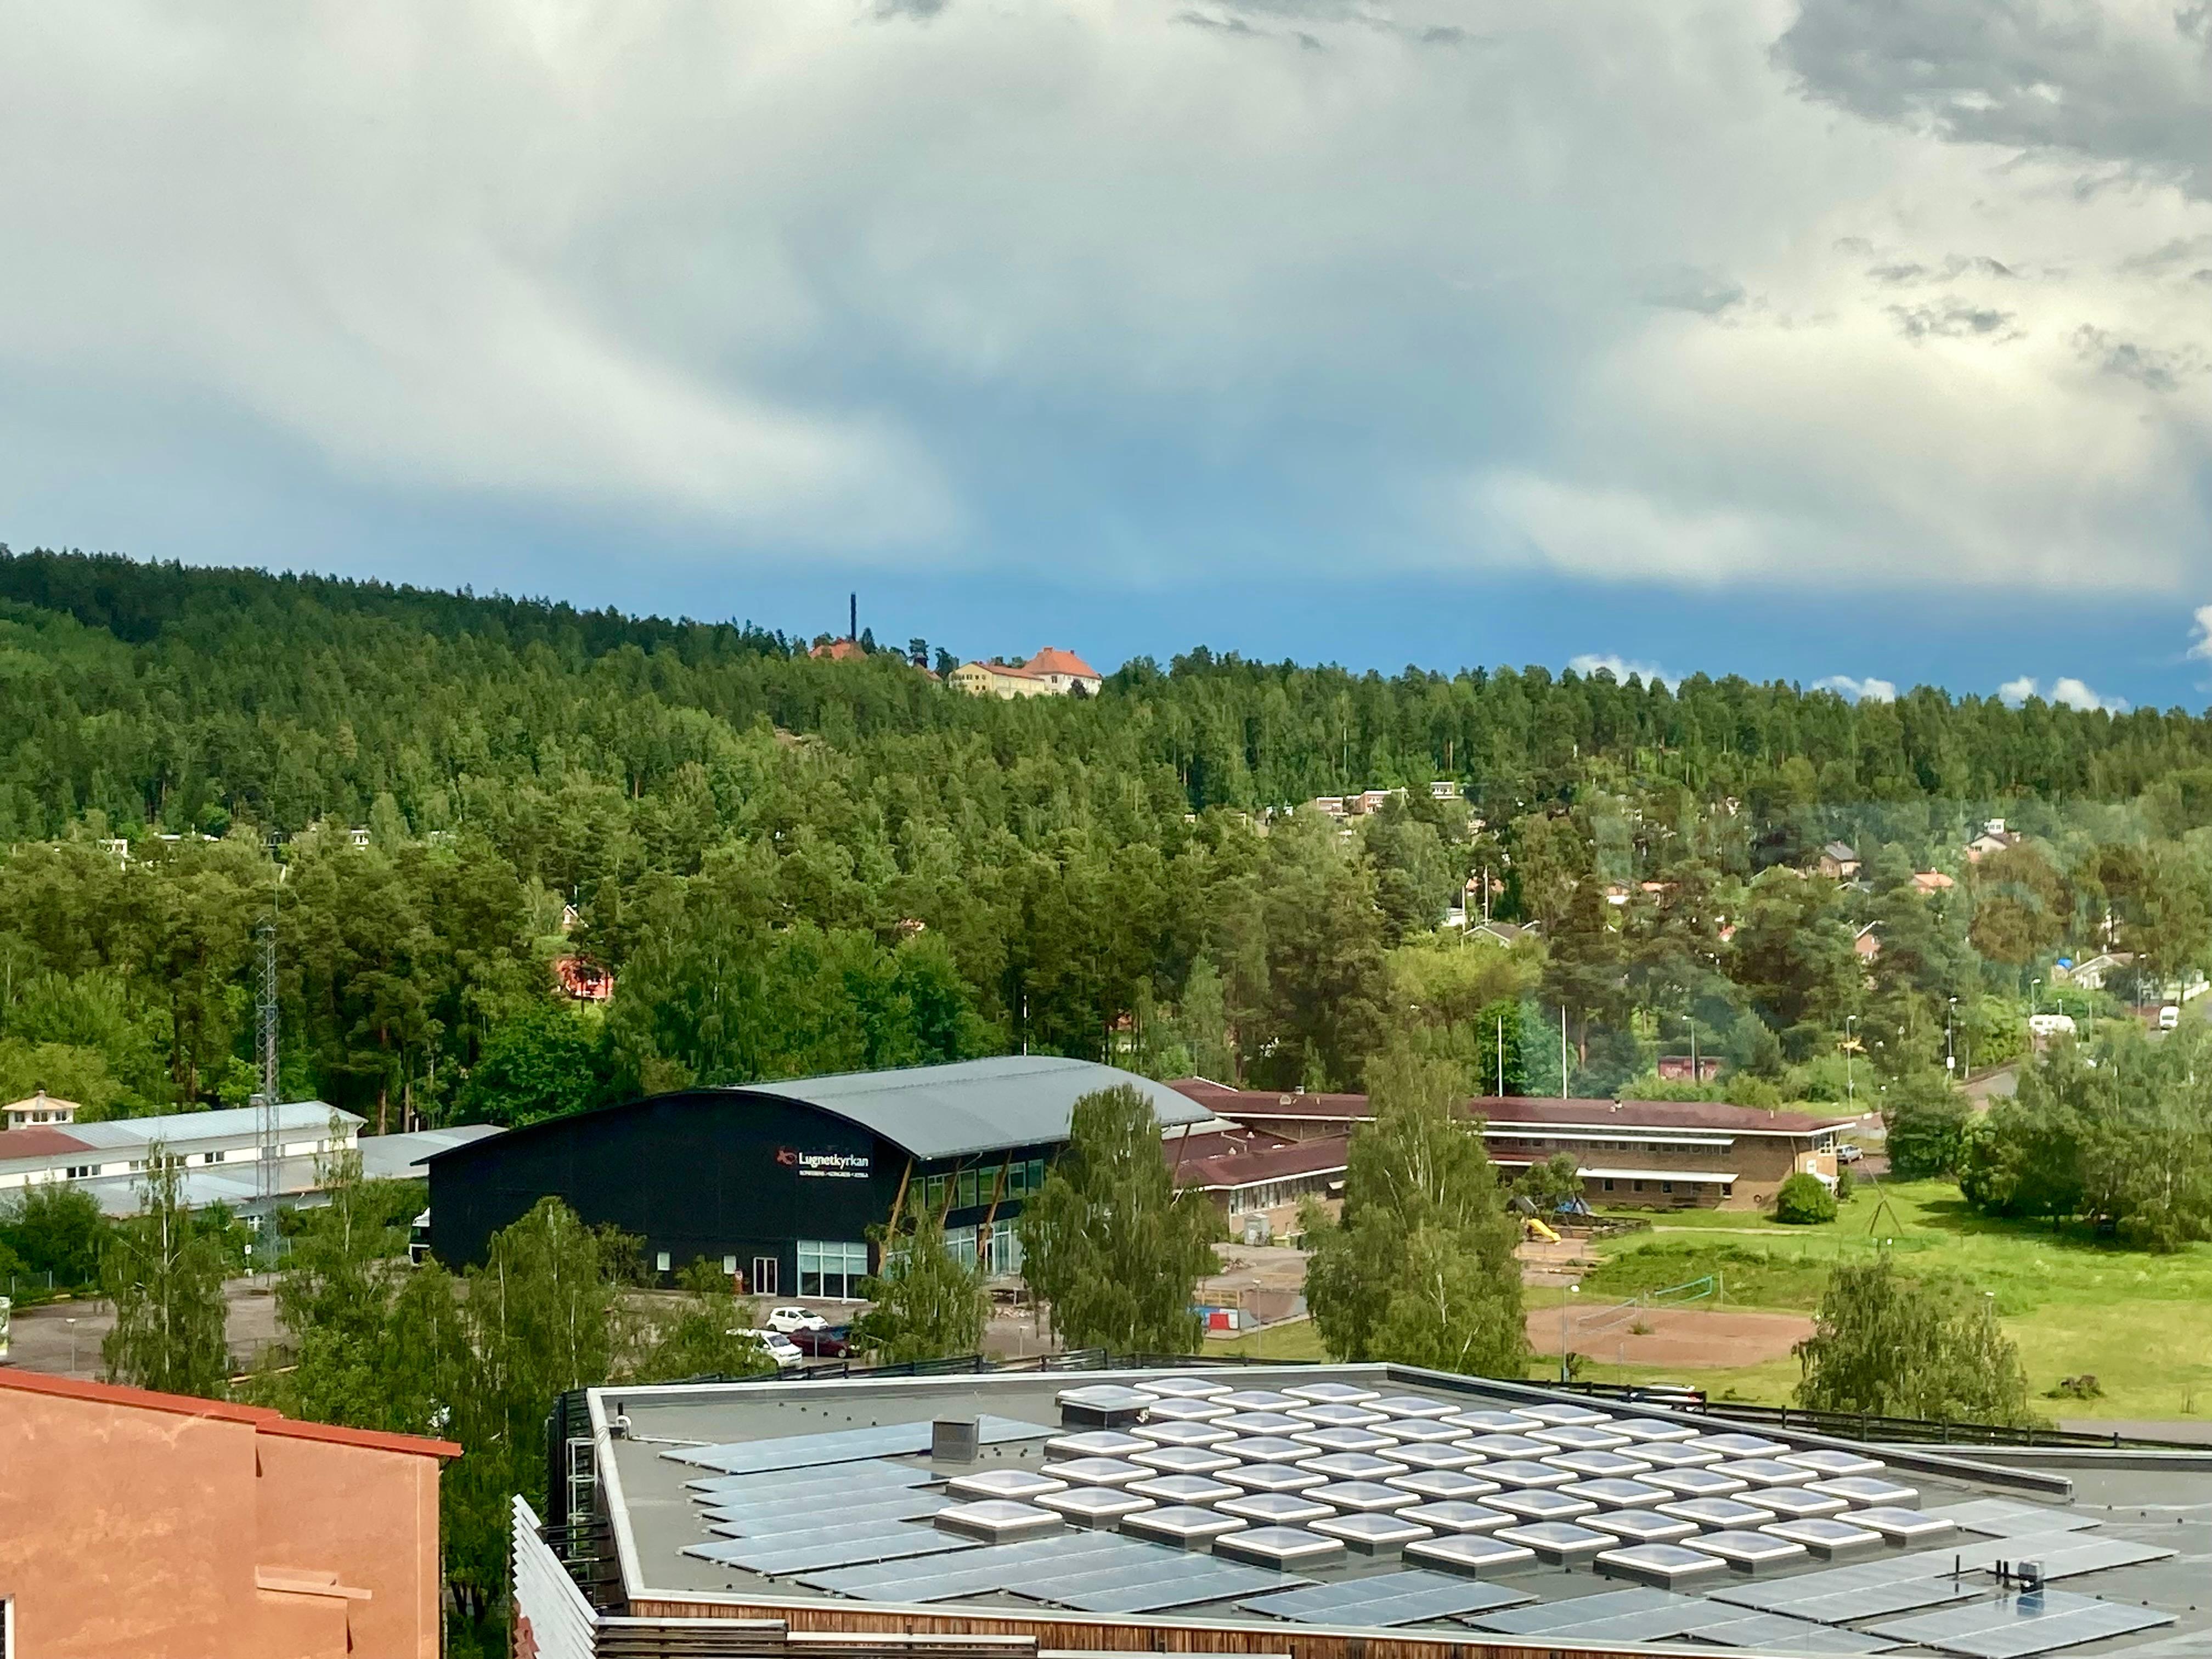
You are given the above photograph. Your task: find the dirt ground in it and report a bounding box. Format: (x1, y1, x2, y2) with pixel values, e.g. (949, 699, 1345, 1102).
(1524, 1302, 1814, 1368)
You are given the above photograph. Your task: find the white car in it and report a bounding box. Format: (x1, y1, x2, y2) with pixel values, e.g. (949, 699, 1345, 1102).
(733, 1329, 806, 1369)
(1836, 1143, 1865, 1164)
(2159, 1005, 2181, 1031)
(766, 1305, 828, 1334)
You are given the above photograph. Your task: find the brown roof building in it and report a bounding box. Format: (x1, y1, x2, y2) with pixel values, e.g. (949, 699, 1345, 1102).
(1163, 1121, 1348, 1234)
(0, 1367, 458, 1658)
(1170, 1080, 1859, 1210)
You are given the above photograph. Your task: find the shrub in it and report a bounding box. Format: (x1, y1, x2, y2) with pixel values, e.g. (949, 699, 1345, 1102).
(1775, 1172, 1838, 1225)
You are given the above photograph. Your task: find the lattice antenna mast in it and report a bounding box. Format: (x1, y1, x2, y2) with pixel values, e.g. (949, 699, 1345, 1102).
(256, 922, 280, 1211)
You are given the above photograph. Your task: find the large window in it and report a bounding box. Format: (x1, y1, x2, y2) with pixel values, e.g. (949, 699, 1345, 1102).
(946, 1225, 979, 1270)
(797, 1239, 870, 1299)
(981, 1219, 1022, 1276)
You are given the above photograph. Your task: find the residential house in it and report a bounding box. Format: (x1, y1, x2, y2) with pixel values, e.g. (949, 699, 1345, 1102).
(947, 648, 1103, 699)
(809, 636, 867, 662)
(554, 955, 613, 1002)
(1965, 818, 2022, 862)
(1911, 870, 1956, 895)
(1467, 919, 1540, 947)
(1853, 921, 1882, 962)
(2056, 951, 2132, 992)
(1816, 840, 1862, 880)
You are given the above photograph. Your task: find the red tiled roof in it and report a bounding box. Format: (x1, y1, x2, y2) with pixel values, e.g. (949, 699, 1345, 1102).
(810, 637, 867, 662)
(0, 1126, 93, 1160)
(0, 1367, 461, 1459)
(1168, 1080, 1855, 1138)
(1022, 647, 1101, 680)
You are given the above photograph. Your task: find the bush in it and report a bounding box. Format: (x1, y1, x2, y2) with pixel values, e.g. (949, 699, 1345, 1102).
(1775, 1172, 1838, 1225)
(1835, 1169, 1855, 1203)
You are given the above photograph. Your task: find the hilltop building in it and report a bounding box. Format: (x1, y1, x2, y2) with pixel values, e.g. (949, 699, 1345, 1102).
(948, 649, 1103, 698)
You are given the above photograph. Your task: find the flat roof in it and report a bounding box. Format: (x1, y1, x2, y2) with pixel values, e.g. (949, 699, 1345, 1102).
(579, 1366, 2211, 1659)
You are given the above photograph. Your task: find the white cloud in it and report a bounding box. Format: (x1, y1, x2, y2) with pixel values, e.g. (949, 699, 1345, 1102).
(1999, 676, 2129, 712)
(1569, 652, 1672, 686)
(1815, 675, 1897, 702)
(0, 1, 2207, 590)
(2188, 603, 2212, 661)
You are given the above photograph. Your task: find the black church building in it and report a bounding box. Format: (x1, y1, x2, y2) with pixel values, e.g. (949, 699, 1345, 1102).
(423, 1056, 1209, 1297)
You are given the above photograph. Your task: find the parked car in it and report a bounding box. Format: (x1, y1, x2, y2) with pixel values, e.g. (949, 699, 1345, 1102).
(732, 1329, 805, 1369)
(1836, 1143, 1865, 1164)
(788, 1325, 851, 1359)
(2159, 1005, 2181, 1030)
(2028, 1012, 2077, 1039)
(766, 1305, 828, 1334)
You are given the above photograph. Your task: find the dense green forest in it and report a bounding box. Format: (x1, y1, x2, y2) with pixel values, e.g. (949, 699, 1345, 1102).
(5, 543, 2212, 1133)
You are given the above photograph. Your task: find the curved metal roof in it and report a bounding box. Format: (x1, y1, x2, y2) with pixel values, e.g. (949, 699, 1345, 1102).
(738, 1055, 1210, 1161)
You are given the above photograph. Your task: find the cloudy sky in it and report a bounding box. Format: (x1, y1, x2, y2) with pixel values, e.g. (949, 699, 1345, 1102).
(3, 1, 2209, 704)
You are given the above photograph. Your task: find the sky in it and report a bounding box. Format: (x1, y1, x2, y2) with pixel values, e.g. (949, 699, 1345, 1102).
(2, 1, 2209, 708)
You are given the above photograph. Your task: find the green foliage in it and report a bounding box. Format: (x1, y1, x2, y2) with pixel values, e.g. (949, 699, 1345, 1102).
(1793, 1254, 2034, 1425)
(1304, 1050, 1527, 1375)
(1018, 1085, 1222, 1353)
(100, 1146, 232, 1397)
(1962, 1025, 2212, 1249)
(0, 1180, 112, 1288)
(1774, 1172, 1839, 1224)
(1884, 1072, 1972, 1178)
(456, 1001, 608, 1126)
(853, 1208, 990, 1363)
(1514, 1152, 1585, 1211)
(633, 1259, 777, 1381)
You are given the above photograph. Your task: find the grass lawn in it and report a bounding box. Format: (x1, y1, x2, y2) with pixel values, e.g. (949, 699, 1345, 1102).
(1583, 1181, 2212, 1421)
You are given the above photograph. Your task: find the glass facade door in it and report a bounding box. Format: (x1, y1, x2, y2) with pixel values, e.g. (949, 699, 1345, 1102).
(797, 1238, 870, 1299)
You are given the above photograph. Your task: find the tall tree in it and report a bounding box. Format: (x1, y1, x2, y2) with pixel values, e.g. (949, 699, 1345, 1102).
(1018, 1085, 1221, 1353)
(1303, 1050, 1526, 1375)
(851, 1207, 990, 1363)
(101, 1144, 232, 1397)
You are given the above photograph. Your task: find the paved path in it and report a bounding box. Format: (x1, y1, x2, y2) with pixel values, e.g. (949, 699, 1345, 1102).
(3, 1277, 282, 1378)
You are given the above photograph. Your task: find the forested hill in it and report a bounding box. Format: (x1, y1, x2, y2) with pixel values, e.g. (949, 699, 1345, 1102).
(1, 543, 2208, 1132)
(2, 546, 2208, 840)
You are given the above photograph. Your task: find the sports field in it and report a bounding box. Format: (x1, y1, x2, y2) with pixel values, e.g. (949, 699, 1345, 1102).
(1205, 1179, 2212, 1423)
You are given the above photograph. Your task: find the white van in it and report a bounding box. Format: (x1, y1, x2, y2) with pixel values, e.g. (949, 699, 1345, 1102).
(2159, 1005, 2181, 1031)
(2028, 1012, 2077, 1039)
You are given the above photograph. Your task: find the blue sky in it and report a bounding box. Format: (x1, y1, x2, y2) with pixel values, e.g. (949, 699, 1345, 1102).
(3, 1, 2209, 709)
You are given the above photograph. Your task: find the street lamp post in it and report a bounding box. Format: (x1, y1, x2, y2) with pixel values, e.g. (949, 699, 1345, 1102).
(1559, 1283, 1578, 1384)
(1947, 997, 1957, 1074)
(1844, 1015, 1857, 1107)
(65, 1315, 77, 1377)
(2031, 978, 2041, 1018)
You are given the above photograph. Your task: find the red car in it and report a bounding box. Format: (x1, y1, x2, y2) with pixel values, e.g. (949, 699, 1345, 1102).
(787, 1326, 851, 1359)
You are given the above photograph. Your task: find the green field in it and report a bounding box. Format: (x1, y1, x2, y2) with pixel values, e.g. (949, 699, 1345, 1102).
(1206, 1181, 2212, 1424)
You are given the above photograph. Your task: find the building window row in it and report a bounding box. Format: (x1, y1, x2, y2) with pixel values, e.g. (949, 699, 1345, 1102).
(920, 1157, 1046, 1217)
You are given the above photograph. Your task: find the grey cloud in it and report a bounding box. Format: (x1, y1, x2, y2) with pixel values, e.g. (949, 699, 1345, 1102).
(1176, 10, 1260, 35)
(1642, 268, 1746, 315)
(872, 0, 949, 17)
(1869, 262, 1927, 285)
(1889, 300, 2022, 341)
(1777, 0, 2212, 199)
(2072, 326, 2204, 392)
